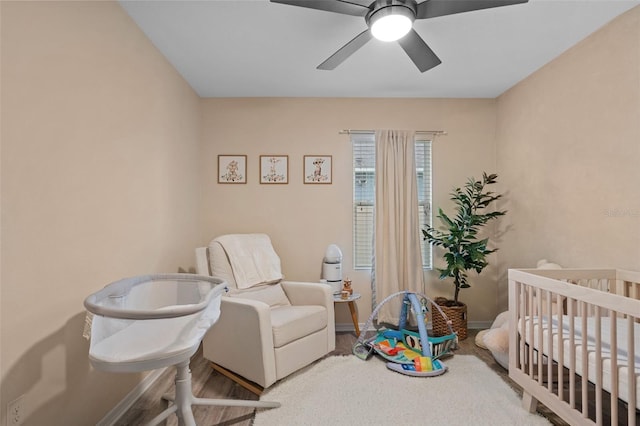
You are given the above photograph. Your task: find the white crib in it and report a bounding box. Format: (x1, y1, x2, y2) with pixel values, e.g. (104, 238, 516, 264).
(509, 269, 640, 426)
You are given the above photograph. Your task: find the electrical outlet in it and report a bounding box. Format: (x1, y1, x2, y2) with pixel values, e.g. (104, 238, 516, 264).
(7, 396, 24, 426)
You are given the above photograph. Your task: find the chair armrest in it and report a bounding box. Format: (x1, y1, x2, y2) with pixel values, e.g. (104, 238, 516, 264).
(281, 281, 333, 308)
(202, 296, 277, 387)
(207, 297, 273, 348)
(281, 281, 335, 352)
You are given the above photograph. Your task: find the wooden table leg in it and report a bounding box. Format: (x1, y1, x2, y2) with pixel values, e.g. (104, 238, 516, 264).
(347, 301, 360, 337)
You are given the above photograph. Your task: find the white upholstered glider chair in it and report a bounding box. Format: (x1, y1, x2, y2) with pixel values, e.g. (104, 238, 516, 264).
(195, 234, 335, 393)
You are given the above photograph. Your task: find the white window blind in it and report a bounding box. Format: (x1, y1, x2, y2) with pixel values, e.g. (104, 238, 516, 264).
(352, 133, 432, 269)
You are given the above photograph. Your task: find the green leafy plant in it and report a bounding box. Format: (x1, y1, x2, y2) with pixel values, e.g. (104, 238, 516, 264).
(422, 172, 506, 306)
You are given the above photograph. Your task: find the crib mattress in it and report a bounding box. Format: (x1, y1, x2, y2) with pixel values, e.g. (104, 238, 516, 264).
(520, 316, 640, 407)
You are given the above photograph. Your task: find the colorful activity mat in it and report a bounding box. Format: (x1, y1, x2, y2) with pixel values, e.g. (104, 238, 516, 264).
(367, 328, 455, 364)
(353, 291, 458, 377)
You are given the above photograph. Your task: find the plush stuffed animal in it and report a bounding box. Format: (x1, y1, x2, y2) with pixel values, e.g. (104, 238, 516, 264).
(536, 259, 562, 270)
(482, 314, 510, 369)
(476, 259, 562, 369)
(475, 311, 509, 368)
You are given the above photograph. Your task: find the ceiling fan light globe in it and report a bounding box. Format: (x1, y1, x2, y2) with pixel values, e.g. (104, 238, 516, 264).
(369, 6, 414, 42)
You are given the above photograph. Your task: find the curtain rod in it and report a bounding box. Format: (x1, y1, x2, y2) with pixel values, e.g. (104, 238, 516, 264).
(339, 129, 447, 136)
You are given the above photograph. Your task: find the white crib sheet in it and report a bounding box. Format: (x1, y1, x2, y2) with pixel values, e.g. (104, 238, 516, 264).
(520, 316, 640, 407)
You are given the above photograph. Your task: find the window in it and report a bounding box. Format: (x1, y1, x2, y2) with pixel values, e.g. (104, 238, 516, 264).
(352, 133, 432, 269)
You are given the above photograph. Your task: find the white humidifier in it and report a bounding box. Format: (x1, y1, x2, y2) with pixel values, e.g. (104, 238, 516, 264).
(322, 244, 343, 294)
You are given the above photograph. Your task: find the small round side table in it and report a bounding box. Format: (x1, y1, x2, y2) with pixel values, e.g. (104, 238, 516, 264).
(333, 292, 361, 337)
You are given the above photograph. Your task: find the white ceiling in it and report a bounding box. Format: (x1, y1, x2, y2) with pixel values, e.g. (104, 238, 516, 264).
(119, 0, 639, 98)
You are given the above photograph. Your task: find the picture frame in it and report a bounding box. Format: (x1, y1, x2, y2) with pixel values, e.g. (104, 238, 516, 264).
(218, 155, 247, 184)
(260, 155, 289, 184)
(304, 155, 332, 184)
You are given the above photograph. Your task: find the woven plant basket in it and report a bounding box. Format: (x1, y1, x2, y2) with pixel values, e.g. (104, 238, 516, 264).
(431, 298, 468, 340)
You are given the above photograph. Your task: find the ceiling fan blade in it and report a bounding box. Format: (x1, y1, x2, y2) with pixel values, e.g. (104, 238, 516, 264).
(416, 0, 528, 20)
(270, 0, 370, 17)
(398, 29, 441, 73)
(317, 29, 373, 70)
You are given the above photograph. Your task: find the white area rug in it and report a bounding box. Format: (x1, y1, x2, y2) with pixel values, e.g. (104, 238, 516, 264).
(255, 355, 551, 425)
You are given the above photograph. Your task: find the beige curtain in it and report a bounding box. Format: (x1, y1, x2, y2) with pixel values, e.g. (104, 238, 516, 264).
(373, 130, 424, 324)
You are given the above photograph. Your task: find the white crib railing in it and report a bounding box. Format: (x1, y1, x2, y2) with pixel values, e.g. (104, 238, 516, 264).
(509, 269, 640, 426)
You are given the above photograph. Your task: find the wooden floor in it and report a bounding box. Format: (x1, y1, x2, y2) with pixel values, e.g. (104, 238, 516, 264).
(115, 329, 567, 426)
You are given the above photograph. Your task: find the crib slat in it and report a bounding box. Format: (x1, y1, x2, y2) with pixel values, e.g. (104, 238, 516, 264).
(517, 280, 526, 373)
(527, 284, 535, 379)
(595, 307, 603, 426)
(519, 281, 527, 374)
(521, 282, 527, 373)
(627, 315, 636, 426)
(568, 298, 576, 409)
(581, 302, 589, 420)
(556, 293, 564, 402)
(609, 311, 618, 426)
(538, 289, 553, 392)
(536, 286, 544, 381)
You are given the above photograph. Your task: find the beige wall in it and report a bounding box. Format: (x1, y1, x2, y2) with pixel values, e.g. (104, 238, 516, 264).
(200, 98, 500, 325)
(2, 0, 638, 424)
(1, 2, 201, 425)
(495, 6, 640, 308)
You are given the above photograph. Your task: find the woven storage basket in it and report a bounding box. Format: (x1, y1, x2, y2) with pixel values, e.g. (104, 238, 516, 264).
(431, 299, 468, 340)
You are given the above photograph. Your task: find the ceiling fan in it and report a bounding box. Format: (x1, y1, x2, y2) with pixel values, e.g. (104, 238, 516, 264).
(271, 0, 528, 72)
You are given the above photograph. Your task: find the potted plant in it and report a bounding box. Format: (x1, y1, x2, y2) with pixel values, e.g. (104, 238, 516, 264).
(422, 172, 506, 340)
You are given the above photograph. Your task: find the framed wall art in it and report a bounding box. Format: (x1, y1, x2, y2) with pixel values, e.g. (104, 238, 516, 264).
(260, 155, 289, 184)
(304, 155, 332, 184)
(218, 155, 247, 184)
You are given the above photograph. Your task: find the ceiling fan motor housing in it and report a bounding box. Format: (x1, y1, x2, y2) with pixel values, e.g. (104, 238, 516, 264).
(365, 0, 418, 28)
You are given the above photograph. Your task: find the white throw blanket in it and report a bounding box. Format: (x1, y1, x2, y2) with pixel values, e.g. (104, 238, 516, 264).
(215, 234, 283, 289)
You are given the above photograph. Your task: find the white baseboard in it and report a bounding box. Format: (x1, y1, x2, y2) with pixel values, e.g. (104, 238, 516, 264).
(468, 321, 492, 330)
(97, 368, 167, 426)
(335, 321, 491, 333)
(335, 323, 360, 333)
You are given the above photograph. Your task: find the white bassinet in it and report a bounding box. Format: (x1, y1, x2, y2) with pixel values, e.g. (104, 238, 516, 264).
(84, 273, 279, 426)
